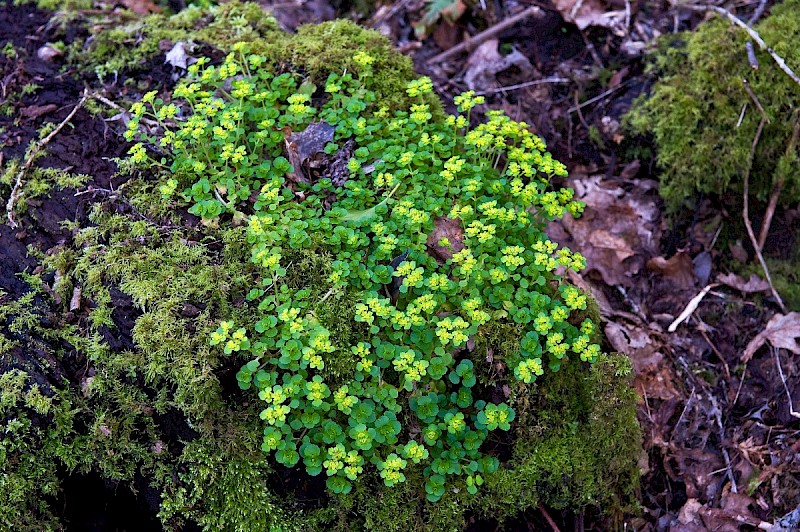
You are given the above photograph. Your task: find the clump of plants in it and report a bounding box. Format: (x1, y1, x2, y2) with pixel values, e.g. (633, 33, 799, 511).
(627, 0, 800, 211)
(125, 42, 602, 503)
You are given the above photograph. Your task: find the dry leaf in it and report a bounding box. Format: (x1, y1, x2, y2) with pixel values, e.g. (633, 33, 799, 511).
(717, 272, 770, 293)
(555, 174, 660, 287)
(742, 312, 800, 362)
(552, 0, 627, 34)
(426, 216, 464, 263)
(165, 41, 190, 70)
(605, 322, 680, 400)
(647, 251, 697, 290)
(464, 39, 534, 91)
(286, 122, 334, 164)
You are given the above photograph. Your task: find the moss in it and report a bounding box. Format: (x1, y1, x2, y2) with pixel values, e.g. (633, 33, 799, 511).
(83, 1, 433, 112)
(476, 354, 640, 519)
(626, 0, 800, 211)
(158, 438, 288, 531)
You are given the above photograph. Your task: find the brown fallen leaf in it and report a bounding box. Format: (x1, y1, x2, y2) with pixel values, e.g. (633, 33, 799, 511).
(555, 174, 661, 287)
(717, 272, 770, 293)
(605, 322, 680, 400)
(647, 251, 697, 290)
(742, 312, 800, 362)
(426, 216, 464, 263)
(552, 0, 627, 34)
(701, 491, 765, 531)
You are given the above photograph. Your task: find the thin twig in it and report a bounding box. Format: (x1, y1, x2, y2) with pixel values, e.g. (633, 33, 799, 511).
(757, 116, 800, 251)
(742, 85, 787, 312)
(679, 4, 800, 87)
(731, 361, 748, 410)
(746, 41, 759, 69)
(6, 88, 89, 228)
(92, 92, 159, 126)
(698, 321, 730, 380)
(567, 81, 630, 113)
(742, 80, 768, 121)
(773, 346, 800, 419)
(426, 6, 543, 64)
(538, 502, 562, 532)
(476, 76, 569, 95)
(747, 0, 768, 25)
(709, 394, 738, 493)
(668, 283, 719, 332)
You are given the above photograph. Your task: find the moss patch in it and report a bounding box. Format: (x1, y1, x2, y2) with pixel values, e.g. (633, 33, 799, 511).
(83, 1, 431, 113)
(627, 0, 800, 211)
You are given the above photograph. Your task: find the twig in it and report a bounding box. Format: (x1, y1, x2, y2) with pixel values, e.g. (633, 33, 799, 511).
(741, 80, 768, 121)
(426, 6, 543, 64)
(742, 84, 787, 312)
(709, 394, 738, 493)
(746, 41, 759, 70)
(736, 103, 748, 128)
(668, 283, 720, 332)
(679, 4, 800, 87)
(747, 0, 768, 25)
(476, 76, 569, 95)
(773, 346, 800, 419)
(757, 116, 800, 251)
(567, 81, 630, 113)
(698, 321, 730, 380)
(6, 88, 89, 228)
(92, 92, 159, 126)
(731, 361, 748, 410)
(538, 502, 561, 532)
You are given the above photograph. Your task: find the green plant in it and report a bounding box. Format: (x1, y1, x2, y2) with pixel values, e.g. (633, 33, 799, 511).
(126, 43, 601, 503)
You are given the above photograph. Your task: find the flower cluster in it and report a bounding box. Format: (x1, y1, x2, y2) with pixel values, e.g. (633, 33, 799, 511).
(127, 45, 602, 503)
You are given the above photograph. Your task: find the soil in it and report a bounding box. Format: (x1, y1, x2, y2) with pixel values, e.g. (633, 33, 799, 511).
(2, 0, 799, 530)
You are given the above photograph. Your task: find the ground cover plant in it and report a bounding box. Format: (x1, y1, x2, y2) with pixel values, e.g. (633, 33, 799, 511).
(124, 40, 619, 503)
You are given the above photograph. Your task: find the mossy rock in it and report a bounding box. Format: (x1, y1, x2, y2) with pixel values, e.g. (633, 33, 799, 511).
(627, 0, 800, 211)
(0, 1, 641, 529)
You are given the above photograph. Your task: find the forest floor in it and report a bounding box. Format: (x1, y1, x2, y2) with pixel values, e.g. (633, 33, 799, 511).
(1, 0, 799, 530)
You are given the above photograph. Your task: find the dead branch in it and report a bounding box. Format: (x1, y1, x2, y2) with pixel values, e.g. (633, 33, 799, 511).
(742, 83, 787, 312)
(679, 3, 800, 87)
(426, 6, 543, 65)
(6, 88, 89, 229)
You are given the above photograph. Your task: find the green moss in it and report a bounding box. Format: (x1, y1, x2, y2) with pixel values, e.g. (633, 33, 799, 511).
(627, 0, 800, 210)
(83, 1, 431, 112)
(477, 354, 640, 519)
(158, 438, 288, 531)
